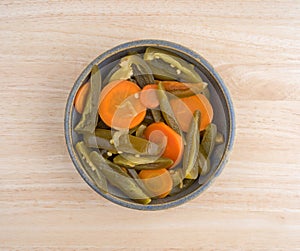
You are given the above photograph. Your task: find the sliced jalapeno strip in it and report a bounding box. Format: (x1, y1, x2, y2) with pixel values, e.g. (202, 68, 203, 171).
(75, 65, 102, 134)
(90, 151, 151, 204)
(86, 129, 164, 156)
(112, 129, 165, 156)
(198, 146, 211, 176)
(169, 168, 184, 188)
(109, 55, 154, 87)
(127, 169, 152, 197)
(135, 124, 147, 138)
(157, 82, 184, 141)
(83, 133, 117, 153)
(201, 123, 217, 157)
(75, 141, 108, 193)
(113, 154, 173, 170)
(198, 123, 217, 176)
(183, 110, 200, 179)
(131, 63, 155, 88)
(150, 109, 164, 123)
(144, 47, 203, 83)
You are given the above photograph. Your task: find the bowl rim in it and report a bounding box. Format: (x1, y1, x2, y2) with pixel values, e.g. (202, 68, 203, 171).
(64, 39, 235, 211)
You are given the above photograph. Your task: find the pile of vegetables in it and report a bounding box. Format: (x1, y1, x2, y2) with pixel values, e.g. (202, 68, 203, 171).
(73, 47, 224, 204)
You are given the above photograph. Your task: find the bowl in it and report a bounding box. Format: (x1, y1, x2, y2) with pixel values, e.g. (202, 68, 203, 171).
(64, 39, 235, 210)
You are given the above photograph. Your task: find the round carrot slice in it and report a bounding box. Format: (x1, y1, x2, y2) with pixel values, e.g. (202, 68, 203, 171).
(98, 80, 146, 129)
(144, 122, 183, 168)
(74, 82, 90, 114)
(170, 94, 213, 132)
(139, 169, 173, 198)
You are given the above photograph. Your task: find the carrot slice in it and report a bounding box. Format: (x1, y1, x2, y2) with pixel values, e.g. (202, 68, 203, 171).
(74, 82, 90, 114)
(139, 169, 173, 198)
(139, 84, 159, 109)
(98, 80, 146, 129)
(144, 122, 183, 168)
(170, 94, 213, 132)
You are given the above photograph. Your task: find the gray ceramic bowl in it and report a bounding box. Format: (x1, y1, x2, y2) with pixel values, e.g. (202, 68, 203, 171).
(64, 40, 235, 210)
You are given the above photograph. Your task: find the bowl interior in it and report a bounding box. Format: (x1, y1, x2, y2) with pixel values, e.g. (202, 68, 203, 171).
(65, 41, 234, 210)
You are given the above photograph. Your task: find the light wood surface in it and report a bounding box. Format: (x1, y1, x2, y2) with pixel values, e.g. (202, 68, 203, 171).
(1, 1, 299, 250)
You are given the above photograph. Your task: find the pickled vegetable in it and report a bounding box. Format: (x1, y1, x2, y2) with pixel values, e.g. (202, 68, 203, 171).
(132, 63, 155, 88)
(113, 154, 173, 170)
(144, 47, 203, 83)
(90, 151, 151, 204)
(98, 80, 146, 129)
(72, 48, 224, 205)
(127, 169, 152, 197)
(198, 146, 211, 176)
(75, 65, 102, 134)
(109, 55, 154, 87)
(84, 133, 117, 153)
(135, 124, 147, 138)
(139, 169, 173, 198)
(84, 128, 165, 156)
(112, 129, 165, 156)
(144, 122, 183, 168)
(75, 141, 108, 192)
(201, 123, 217, 157)
(150, 109, 163, 122)
(169, 168, 184, 188)
(183, 110, 200, 179)
(157, 82, 184, 139)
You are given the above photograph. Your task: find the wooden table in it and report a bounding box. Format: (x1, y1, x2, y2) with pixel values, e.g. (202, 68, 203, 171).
(1, 1, 299, 250)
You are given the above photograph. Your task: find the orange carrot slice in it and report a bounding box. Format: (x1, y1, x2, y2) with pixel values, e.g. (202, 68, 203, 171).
(170, 94, 213, 132)
(98, 80, 146, 129)
(139, 168, 173, 198)
(74, 82, 90, 113)
(144, 122, 183, 168)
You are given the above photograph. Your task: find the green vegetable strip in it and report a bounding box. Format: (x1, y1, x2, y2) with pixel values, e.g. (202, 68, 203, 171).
(201, 123, 217, 158)
(198, 123, 217, 176)
(131, 63, 155, 88)
(75, 65, 102, 134)
(150, 109, 164, 122)
(169, 168, 184, 188)
(75, 141, 108, 193)
(127, 169, 152, 197)
(183, 110, 200, 179)
(84, 129, 164, 156)
(113, 154, 173, 170)
(157, 82, 185, 142)
(144, 47, 203, 83)
(83, 133, 117, 153)
(198, 146, 211, 176)
(89, 151, 151, 204)
(109, 54, 155, 87)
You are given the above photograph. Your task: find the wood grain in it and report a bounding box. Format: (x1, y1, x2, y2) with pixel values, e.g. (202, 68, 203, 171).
(0, 0, 299, 250)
